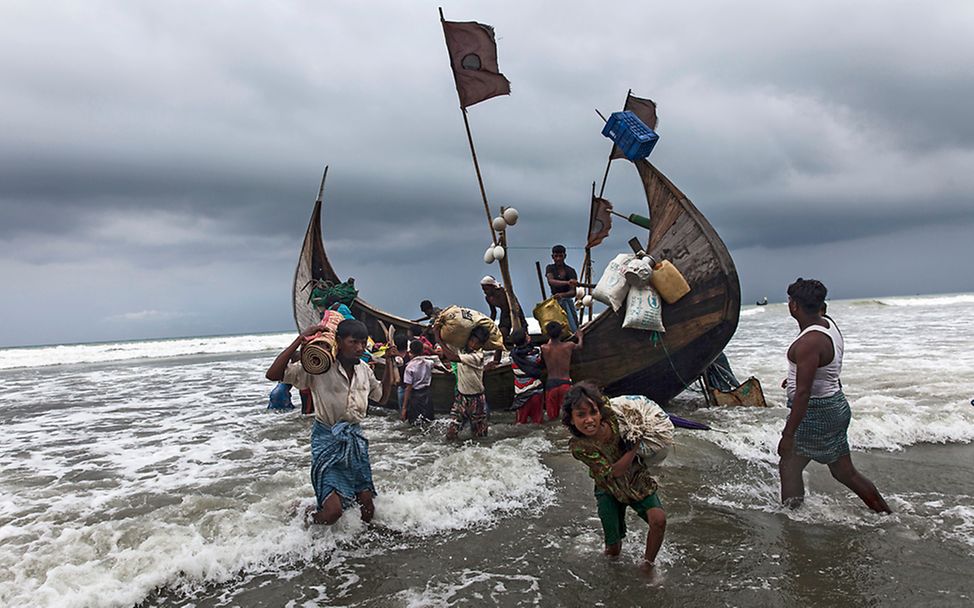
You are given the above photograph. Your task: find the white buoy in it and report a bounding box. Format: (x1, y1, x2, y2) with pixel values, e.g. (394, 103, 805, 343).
(576, 287, 585, 299)
(502, 207, 519, 225)
(493, 245, 506, 260)
(582, 294, 593, 307)
(484, 247, 496, 264)
(492, 216, 507, 231)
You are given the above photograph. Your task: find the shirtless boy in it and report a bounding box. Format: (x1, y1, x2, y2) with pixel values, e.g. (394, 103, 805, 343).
(540, 321, 583, 421)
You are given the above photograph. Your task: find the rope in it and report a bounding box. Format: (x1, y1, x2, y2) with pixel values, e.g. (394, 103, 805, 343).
(652, 331, 703, 395)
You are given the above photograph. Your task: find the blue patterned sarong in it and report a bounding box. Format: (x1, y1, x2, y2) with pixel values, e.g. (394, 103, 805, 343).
(789, 390, 852, 464)
(310, 420, 375, 509)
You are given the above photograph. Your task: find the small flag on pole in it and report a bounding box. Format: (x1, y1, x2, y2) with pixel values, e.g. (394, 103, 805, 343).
(442, 20, 511, 108)
(587, 197, 613, 248)
(609, 94, 658, 160)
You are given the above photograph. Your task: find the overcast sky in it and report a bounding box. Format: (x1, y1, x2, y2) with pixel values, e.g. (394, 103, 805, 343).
(2, 0, 972, 347)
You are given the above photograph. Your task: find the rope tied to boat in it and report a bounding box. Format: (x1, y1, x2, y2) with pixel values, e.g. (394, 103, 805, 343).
(652, 330, 704, 395)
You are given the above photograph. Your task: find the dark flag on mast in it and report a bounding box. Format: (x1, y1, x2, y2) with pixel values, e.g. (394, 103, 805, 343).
(609, 94, 658, 160)
(587, 197, 614, 248)
(442, 20, 511, 108)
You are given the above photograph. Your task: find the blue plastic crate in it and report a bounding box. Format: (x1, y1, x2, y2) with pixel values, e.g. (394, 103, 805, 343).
(601, 111, 659, 161)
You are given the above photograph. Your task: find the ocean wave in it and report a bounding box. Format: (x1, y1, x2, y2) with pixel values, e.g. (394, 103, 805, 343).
(0, 333, 295, 370)
(0, 419, 554, 608)
(740, 307, 768, 317)
(877, 294, 974, 307)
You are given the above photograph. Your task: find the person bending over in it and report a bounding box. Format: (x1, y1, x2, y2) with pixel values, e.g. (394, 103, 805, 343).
(563, 381, 666, 566)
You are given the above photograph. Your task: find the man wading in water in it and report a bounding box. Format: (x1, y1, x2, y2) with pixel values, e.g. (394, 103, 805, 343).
(541, 321, 583, 421)
(778, 278, 891, 513)
(266, 319, 397, 524)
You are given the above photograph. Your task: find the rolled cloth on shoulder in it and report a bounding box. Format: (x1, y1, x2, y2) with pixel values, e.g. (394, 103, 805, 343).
(311, 420, 376, 509)
(789, 390, 852, 464)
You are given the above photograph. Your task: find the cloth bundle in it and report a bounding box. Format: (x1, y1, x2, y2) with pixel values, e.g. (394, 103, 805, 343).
(608, 395, 674, 465)
(301, 309, 344, 374)
(434, 305, 504, 351)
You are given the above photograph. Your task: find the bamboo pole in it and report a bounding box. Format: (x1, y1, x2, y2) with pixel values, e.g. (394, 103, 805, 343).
(597, 89, 631, 198)
(535, 261, 547, 300)
(440, 8, 522, 334)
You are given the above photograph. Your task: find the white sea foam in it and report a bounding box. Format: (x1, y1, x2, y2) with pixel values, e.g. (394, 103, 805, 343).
(876, 294, 974, 307)
(0, 332, 294, 370)
(0, 354, 555, 608)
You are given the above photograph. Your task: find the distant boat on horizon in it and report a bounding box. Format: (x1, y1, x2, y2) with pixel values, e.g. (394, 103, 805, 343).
(756, 297, 768, 306)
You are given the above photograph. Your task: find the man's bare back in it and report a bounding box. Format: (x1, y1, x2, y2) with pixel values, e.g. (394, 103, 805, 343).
(541, 330, 582, 380)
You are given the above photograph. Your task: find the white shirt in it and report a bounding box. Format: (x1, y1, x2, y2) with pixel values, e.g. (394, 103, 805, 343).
(284, 359, 381, 425)
(455, 351, 486, 395)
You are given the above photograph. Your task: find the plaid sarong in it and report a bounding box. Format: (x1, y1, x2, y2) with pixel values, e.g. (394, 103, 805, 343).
(789, 390, 852, 464)
(310, 420, 375, 509)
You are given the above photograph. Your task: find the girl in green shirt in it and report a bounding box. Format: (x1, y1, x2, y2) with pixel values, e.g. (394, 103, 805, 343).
(562, 381, 667, 566)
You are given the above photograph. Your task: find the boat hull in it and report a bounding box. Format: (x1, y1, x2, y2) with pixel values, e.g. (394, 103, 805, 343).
(294, 156, 739, 412)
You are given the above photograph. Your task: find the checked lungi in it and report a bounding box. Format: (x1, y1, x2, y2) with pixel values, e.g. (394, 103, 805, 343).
(789, 390, 852, 464)
(310, 420, 376, 509)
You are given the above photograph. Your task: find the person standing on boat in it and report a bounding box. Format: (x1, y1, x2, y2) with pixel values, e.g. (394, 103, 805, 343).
(563, 381, 667, 567)
(778, 278, 891, 513)
(412, 300, 442, 325)
(541, 321, 583, 421)
(438, 325, 494, 439)
(265, 319, 397, 525)
(546, 244, 580, 332)
(481, 275, 527, 345)
(411, 300, 443, 344)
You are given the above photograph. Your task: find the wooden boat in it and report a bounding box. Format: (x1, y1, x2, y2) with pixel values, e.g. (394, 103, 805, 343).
(293, 156, 740, 410)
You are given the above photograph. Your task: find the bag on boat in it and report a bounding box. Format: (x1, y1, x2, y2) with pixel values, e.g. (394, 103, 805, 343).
(607, 395, 674, 465)
(592, 253, 635, 312)
(650, 259, 690, 304)
(623, 256, 654, 287)
(532, 296, 571, 337)
(622, 283, 665, 332)
(434, 305, 504, 351)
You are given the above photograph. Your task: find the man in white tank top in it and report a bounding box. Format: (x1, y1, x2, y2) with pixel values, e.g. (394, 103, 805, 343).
(778, 278, 891, 514)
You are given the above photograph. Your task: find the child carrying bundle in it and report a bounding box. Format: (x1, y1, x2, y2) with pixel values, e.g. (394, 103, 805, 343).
(562, 382, 667, 568)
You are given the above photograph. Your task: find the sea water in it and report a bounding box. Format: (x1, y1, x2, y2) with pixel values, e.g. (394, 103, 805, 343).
(1, 294, 973, 607)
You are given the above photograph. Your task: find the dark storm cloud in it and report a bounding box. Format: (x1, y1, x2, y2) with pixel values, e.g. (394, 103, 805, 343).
(2, 0, 973, 346)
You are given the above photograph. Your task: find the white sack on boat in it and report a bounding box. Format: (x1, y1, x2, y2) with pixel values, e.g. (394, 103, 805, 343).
(592, 253, 634, 311)
(622, 283, 665, 332)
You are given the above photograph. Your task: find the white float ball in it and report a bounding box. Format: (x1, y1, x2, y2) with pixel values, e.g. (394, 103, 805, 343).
(576, 287, 585, 299)
(502, 207, 519, 225)
(484, 247, 496, 264)
(493, 245, 506, 260)
(582, 294, 593, 306)
(492, 216, 507, 231)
